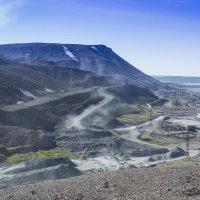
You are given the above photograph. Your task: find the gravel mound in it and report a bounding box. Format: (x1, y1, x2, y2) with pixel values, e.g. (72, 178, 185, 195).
(4, 157, 77, 174)
(170, 147, 186, 158)
(0, 158, 81, 189)
(1, 165, 200, 199)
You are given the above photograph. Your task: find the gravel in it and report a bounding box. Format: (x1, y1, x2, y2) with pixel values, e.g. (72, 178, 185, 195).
(1, 165, 200, 200)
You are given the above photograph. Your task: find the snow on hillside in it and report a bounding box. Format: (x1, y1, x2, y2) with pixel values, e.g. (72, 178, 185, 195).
(44, 88, 54, 93)
(63, 46, 79, 62)
(91, 46, 98, 51)
(17, 101, 24, 105)
(18, 88, 37, 99)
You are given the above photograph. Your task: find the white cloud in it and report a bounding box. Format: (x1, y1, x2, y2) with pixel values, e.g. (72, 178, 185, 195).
(0, 0, 26, 27)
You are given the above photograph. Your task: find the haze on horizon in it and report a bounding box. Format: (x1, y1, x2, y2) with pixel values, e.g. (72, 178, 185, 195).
(0, 0, 199, 76)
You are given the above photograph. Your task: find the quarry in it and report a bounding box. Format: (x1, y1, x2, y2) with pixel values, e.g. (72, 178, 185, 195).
(0, 43, 200, 199)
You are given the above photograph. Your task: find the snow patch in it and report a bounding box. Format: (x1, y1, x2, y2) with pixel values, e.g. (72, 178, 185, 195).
(44, 88, 54, 93)
(91, 46, 98, 51)
(16, 101, 24, 105)
(25, 54, 29, 56)
(63, 46, 79, 62)
(18, 88, 37, 99)
(146, 103, 152, 109)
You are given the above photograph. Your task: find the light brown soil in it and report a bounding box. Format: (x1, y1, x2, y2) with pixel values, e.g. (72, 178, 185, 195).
(1, 165, 200, 200)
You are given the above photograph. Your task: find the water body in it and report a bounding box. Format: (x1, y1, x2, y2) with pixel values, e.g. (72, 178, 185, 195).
(154, 76, 200, 92)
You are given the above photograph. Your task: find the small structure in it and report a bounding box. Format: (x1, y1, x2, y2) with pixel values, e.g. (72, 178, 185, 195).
(163, 118, 200, 133)
(117, 162, 125, 170)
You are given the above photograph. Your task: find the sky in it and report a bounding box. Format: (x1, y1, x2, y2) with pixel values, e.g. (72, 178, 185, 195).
(0, 0, 200, 76)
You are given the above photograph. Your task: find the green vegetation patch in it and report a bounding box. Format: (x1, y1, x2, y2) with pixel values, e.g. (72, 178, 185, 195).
(6, 145, 32, 154)
(117, 103, 157, 125)
(6, 149, 78, 163)
(0, 145, 78, 163)
(159, 157, 200, 168)
(0, 145, 32, 156)
(7, 153, 35, 163)
(117, 110, 155, 125)
(138, 133, 162, 145)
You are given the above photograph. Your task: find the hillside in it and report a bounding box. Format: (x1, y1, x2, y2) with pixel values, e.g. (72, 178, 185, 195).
(0, 58, 119, 105)
(0, 43, 168, 189)
(0, 43, 160, 88)
(1, 165, 200, 200)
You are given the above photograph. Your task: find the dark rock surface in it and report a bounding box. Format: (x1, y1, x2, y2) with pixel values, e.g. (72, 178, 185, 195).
(0, 157, 81, 189)
(0, 43, 161, 89)
(0, 126, 55, 149)
(132, 148, 169, 157)
(170, 147, 186, 158)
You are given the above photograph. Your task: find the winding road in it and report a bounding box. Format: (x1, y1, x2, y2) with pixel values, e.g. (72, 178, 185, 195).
(2, 84, 198, 170)
(66, 88, 114, 129)
(61, 87, 199, 169)
(0, 87, 96, 112)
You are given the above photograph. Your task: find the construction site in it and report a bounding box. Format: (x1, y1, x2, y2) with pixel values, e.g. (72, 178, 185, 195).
(161, 115, 200, 138)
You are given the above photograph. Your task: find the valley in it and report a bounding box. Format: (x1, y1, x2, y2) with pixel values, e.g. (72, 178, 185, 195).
(0, 0, 199, 198)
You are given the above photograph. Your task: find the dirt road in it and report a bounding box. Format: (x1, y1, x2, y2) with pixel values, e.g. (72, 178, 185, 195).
(0, 88, 95, 112)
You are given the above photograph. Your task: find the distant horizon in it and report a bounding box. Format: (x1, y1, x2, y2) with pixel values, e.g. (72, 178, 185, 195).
(152, 75, 200, 78)
(0, 41, 199, 77)
(0, 0, 199, 76)
(0, 42, 108, 46)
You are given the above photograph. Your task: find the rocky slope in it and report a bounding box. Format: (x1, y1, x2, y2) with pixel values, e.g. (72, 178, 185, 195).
(1, 165, 200, 200)
(0, 58, 119, 105)
(0, 43, 168, 189)
(0, 43, 161, 155)
(0, 157, 81, 189)
(0, 43, 160, 88)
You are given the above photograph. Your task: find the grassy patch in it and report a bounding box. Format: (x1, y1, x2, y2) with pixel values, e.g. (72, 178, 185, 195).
(138, 133, 161, 145)
(117, 103, 156, 125)
(0, 145, 32, 156)
(6, 145, 32, 154)
(117, 110, 155, 125)
(35, 150, 78, 159)
(6, 149, 78, 163)
(159, 157, 200, 168)
(7, 153, 35, 163)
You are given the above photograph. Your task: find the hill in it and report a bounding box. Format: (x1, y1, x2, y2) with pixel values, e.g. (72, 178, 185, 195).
(0, 43, 160, 88)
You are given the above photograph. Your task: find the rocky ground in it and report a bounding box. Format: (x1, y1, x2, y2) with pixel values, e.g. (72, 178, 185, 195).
(1, 165, 200, 200)
(0, 158, 82, 189)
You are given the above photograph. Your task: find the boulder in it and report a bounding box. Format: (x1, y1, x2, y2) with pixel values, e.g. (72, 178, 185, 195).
(170, 147, 185, 158)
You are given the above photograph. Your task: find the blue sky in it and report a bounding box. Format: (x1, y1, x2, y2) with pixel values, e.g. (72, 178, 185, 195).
(0, 0, 200, 76)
